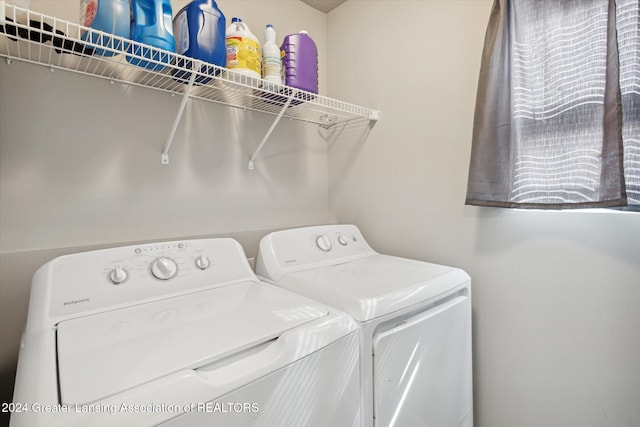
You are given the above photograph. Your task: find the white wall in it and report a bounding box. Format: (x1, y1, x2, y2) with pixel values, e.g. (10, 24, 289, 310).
(328, 1, 640, 427)
(2, 1, 640, 426)
(0, 1, 328, 423)
(0, 0, 329, 253)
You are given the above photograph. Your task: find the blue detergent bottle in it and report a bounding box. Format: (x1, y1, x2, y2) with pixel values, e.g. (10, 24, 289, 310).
(172, 0, 226, 84)
(80, 0, 130, 56)
(127, 0, 175, 71)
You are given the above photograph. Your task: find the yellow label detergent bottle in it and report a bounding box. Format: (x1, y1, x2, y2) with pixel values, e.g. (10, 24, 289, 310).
(225, 17, 261, 79)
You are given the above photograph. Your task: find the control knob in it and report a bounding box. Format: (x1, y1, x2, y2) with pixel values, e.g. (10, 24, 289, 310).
(315, 235, 332, 252)
(109, 266, 128, 285)
(151, 257, 178, 280)
(338, 235, 349, 246)
(195, 255, 211, 270)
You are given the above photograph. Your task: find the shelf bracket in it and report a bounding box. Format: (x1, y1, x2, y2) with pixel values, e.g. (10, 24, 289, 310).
(161, 64, 199, 164)
(248, 89, 297, 170)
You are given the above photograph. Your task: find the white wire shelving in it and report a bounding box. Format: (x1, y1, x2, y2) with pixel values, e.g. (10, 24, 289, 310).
(0, 2, 380, 167)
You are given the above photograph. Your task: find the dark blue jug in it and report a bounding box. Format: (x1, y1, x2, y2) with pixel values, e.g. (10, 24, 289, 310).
(172, 0, 226, 84)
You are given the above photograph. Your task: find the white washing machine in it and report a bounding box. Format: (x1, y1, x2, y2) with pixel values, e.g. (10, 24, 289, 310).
(256, 224, 473, 427)
(11, 237, 361, 427)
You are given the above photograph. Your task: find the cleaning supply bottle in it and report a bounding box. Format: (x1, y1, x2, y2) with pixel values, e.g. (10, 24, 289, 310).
(261, 24, 282, 88)
(127, 0, 175, 71)
(281, 30, 318, 93)
(80, 0, 130, 56)
(225, 17, 261, 79)
(172, 0, 226, 84)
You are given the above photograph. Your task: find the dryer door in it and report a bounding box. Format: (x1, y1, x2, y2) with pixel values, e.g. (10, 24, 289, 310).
(372, 292, 472, 427)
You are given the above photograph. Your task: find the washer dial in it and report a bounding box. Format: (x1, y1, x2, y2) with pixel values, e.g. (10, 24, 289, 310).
(109, 266, 128, 284)
(338, 235, 349, 246)
(151, 257, 178, 280)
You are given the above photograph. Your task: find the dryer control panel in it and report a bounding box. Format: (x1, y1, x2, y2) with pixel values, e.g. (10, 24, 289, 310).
(256, 224, 376, 281)
(40, 238, 255, 318)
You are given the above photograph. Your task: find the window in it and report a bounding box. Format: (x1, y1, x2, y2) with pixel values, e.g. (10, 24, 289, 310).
(466, 0, 639, 210)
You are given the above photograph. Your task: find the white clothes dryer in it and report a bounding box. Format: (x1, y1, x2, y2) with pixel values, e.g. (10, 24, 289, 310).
(11, 238, 360, 427)
(256, 224, 473, 427)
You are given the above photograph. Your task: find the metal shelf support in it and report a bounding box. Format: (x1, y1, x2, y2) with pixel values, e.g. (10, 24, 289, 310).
(161, 64, 199, 164)
(248, 90, 297, 170)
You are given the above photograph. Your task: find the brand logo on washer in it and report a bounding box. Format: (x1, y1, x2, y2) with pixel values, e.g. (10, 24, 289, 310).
(63, 297, 90, 306)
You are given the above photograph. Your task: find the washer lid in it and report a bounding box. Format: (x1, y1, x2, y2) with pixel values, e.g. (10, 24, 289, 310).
(277, 254, 470, 322)
(56, 281, 328, 405)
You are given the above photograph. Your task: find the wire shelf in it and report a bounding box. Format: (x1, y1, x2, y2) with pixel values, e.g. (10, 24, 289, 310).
(0, 3, 380, 127)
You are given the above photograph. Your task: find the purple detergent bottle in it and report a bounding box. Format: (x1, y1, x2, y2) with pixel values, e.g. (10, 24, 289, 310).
(281, 31, 318, 94)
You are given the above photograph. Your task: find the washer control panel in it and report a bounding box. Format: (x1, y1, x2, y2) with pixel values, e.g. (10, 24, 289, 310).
(48, 238, 254, 317)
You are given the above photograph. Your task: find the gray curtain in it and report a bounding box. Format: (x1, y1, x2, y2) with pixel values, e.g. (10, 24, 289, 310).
(466, 0, 639, 210)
